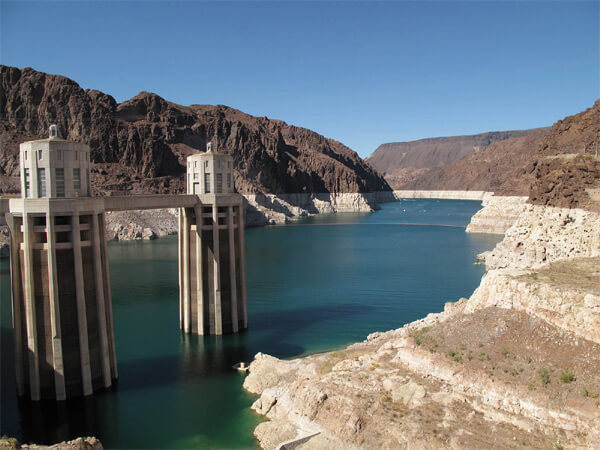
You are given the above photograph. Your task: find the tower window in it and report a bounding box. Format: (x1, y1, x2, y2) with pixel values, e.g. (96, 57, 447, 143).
(56, 168, 65, 197)
(38, 150, 43, 160)
(216, 173, 223, 193)
(73, 168, 81, 190)
(227, 173, 231, 189)
(204, 173, 211, 193)
(24, 169, 31, 198)
(75, 152, 78, 160)
(38, 168, 46, 197)
(24, 151, 27, 160)
(57, 150, 62, 160)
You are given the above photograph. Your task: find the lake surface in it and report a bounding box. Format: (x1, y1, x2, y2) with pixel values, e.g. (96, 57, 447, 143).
(1, 199, 501, 448)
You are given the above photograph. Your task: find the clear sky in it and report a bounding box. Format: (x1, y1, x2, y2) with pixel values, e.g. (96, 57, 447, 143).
(1, 1, 598, 157)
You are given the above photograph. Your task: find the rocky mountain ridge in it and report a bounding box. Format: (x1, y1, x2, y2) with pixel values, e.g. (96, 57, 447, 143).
(0, 65, 390, 197)
(400, 100, 600, 211)
(368, 129, 544, 188)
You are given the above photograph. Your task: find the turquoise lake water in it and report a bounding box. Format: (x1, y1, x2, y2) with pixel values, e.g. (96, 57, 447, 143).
(1, 199, 501, 448)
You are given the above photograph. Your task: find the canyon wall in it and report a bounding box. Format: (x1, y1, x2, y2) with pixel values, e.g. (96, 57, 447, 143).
(0, 65, 390, 198)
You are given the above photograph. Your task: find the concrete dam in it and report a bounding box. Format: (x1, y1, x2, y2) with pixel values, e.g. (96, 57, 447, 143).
(0, 128, 248, 401)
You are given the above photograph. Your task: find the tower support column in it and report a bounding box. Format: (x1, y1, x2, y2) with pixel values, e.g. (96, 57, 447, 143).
(6, 213, 25, 397)
(72, 212, 93, 397)
(181, 208, 192, 333)
(194, 205, 205, 335)
(22, 213, 41, 401)
(237, 202, 248, 329)
(92, 212, 112, 388)
(228, 205, 239, 333)
(212, 203, 222, 335)
(46, 212, 66, 400)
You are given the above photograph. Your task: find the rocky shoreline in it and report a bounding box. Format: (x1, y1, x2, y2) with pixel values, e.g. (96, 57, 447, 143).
(242, 200, 600, 449)
(0, 437, 102, 450)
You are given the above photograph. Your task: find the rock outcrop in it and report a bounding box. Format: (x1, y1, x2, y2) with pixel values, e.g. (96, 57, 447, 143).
(244, 192, 379, 226)
(466, 260, 600, 344)
(243, 203, 600, 449)
(104, 208, 178, 240)
(484, 204, 600, 270)
(0, 225, 9, 258)
(0, 437, 102, 450)
(465, 195, 528, 234)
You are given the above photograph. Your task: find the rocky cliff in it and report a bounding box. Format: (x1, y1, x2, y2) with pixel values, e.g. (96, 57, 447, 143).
(368, 129, 543, 189)
(0, 65, 390, 197)
(465, 195, 528, 234)
(401, 100, 600, 212)
(242, 202, 600, 449)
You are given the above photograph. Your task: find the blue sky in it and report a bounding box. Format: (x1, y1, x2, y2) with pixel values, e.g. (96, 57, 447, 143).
(1, 1, 598, 157)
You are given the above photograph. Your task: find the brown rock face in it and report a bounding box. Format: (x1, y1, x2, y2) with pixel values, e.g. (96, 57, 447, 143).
(368, 129, 544, 189)
(400, 100, 600, 210)
(0, 65, 390, 196)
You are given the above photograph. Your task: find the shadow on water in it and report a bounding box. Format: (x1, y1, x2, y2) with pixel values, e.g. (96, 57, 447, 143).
(3, 302, 369, 445)
(249, 303, 373, 358)
(179, 303, 372, 381)
(16, 391, 119, 446)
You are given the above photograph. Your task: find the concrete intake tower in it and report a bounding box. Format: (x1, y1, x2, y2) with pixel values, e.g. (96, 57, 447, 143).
(179, 143, 248, 335)
(5, 125, 117, 401)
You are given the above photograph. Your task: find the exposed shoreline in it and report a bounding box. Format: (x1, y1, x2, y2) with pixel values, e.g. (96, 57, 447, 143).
(242, 199, 600, 449)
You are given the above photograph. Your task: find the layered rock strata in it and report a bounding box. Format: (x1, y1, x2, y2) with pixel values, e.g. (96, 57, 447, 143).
(484, 204, 600, 270)
(465, 195, 528, 234)
(392, 190, 491, 201)
(244, 192, 379, 226)
(243, 204, 600, 449)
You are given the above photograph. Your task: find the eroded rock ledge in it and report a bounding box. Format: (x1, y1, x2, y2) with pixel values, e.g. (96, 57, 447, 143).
(242, 203, 600, 449)
(0, 437, 102, 450)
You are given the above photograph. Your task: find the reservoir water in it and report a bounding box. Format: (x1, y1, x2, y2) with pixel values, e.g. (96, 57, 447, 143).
(1, 199, 501, 448)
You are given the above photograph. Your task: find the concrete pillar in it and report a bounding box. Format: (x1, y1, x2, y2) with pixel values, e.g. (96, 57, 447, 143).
(71, 213, 93, 396)
(99, 213, 117, 380)
(212, 204, 222, 335)
(46, 212, 67, 400)
(194, 205, 204, 335)
(22, 214, 41, 400)
(228, 206, 239, 333)
(178, 209, 183, 329)
(182, 208, 191, 333)
(6, 214, 25, 396)
(92, 213, 112, 388)
(237, 204, 248, 328)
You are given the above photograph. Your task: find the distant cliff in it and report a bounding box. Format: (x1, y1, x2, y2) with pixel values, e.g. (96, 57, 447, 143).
(367, 129, 544, 188)
(401, 100, 600, 211)
(0, 65, 390, 197)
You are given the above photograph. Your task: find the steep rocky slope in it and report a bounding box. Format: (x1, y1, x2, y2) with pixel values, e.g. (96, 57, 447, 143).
(0, 65, 389, 197)
(401, 100, 600, 211)
(368, 129, 543, 188)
